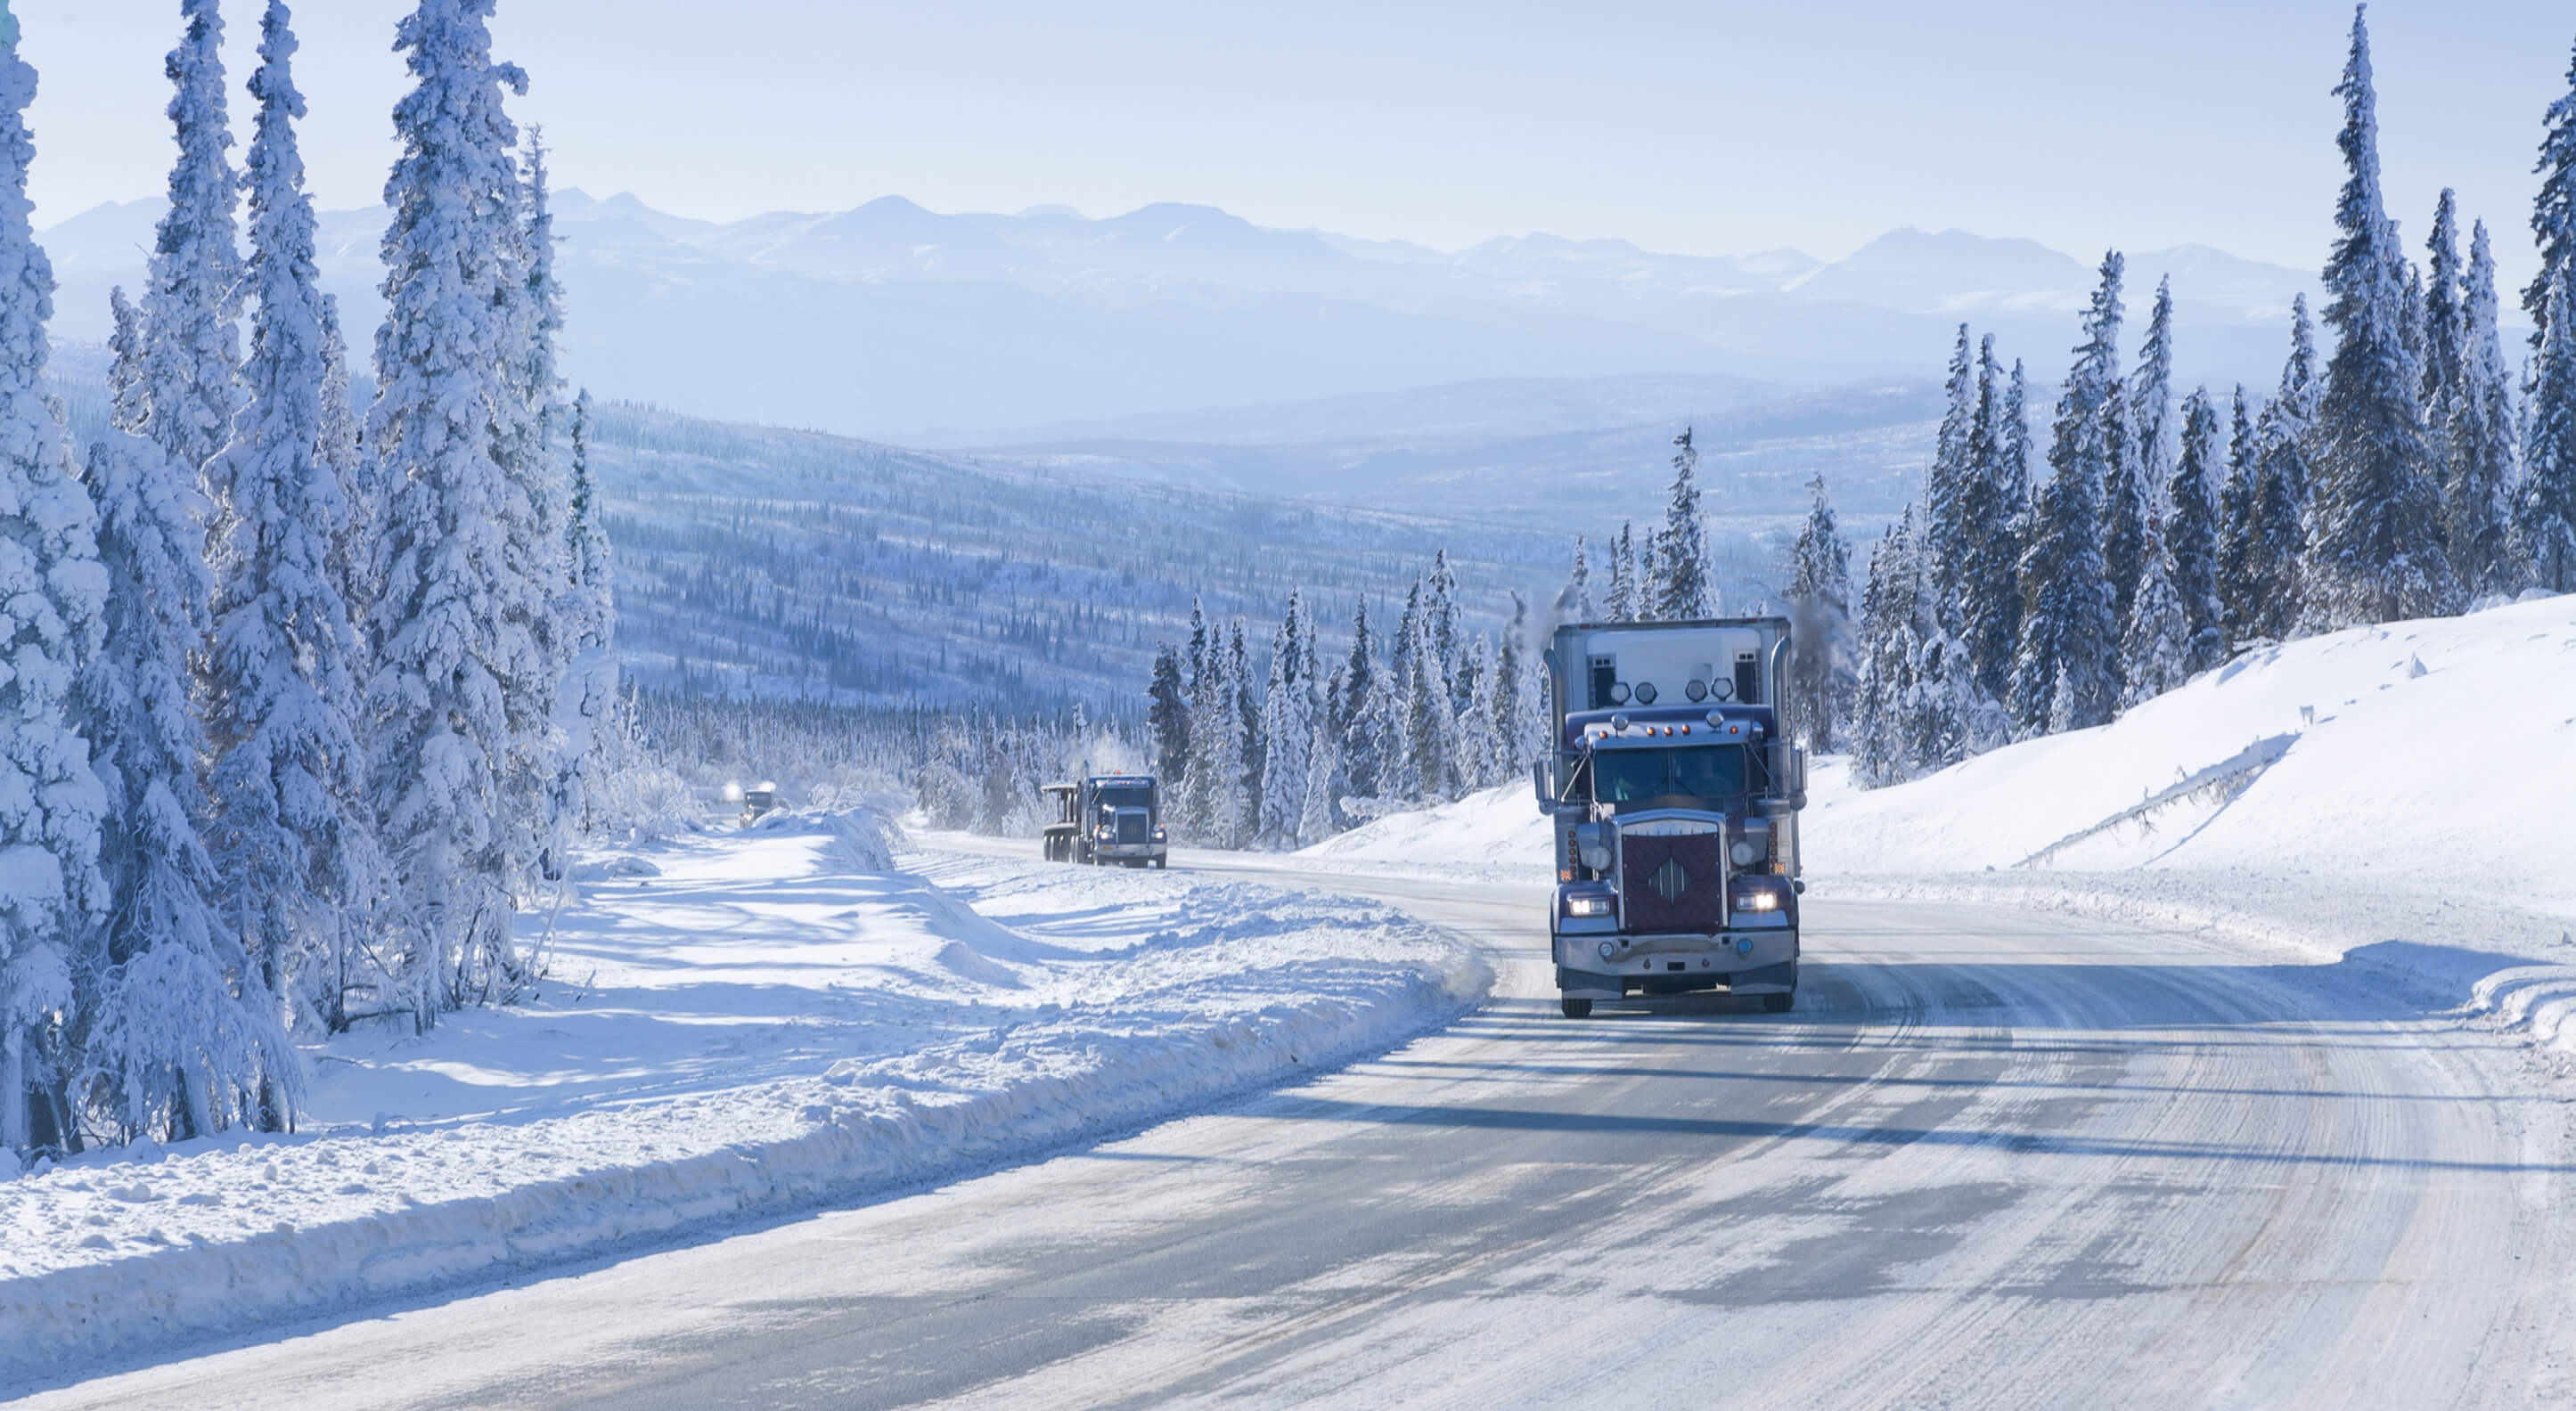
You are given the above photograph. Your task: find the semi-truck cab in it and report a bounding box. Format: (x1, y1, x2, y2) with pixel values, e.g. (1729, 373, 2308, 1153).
(1042, 774, 1170, 868)
(1535, 617, 1808, 1017)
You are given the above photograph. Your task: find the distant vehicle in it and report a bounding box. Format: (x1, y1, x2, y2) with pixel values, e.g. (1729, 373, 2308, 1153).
(1535, 616, 1808, 1018)
(740, 784, 779, 826)
(1042, 774, 1169, 868)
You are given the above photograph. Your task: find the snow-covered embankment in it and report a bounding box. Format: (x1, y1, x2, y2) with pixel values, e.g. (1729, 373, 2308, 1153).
(0, 812, 1487, 1387)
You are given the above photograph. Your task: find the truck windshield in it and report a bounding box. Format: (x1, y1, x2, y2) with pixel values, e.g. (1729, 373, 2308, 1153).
(1592, 746, 1746, 804)
(1094, 786, 1154, 812)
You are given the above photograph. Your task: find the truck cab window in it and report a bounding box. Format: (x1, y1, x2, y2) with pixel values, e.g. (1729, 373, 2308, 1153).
(1592, 745, 1746, 804)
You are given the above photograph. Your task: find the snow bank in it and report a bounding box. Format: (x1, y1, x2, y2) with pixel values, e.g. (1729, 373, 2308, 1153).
(0, 814, 1485, 1388)
(1298, 781, 1552, 882)
(1804, 593, 2576, 906)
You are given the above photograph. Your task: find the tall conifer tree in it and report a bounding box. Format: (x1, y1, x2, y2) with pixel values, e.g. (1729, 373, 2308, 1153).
(2167, 387, 2228, 673)
(2304, 7, 2457, 629)
(2450, 220, 2523, 597)
(2012, 252, 2125, 735)
(139, 0, 243, 487)
(2518, 264, 2576, 591)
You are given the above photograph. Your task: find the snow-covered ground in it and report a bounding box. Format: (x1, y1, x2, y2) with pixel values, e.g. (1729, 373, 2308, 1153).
(0, 812, 1485, 1385)
(1311, 593, 2576, 1054)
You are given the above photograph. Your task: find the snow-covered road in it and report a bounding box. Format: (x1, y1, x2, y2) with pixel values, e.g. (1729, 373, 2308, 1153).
(26, 838, 2575, 1409)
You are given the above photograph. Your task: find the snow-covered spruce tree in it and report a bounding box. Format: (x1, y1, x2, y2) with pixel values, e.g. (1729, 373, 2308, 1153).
(2242, 299, 2321, 641)
(2098, 382, 2145, 694)
(1171, 598, 1212, 836)
(1562, 534, 1593, 621)
(0, 20, 110, 1160)
(1255, 590, 1313, 848)
(1229, 618, 1263, 829)
(2421, 190, 2467, 474)
(2167, 387, 2229, 673)
(2218, 384, 2261, 640)
(508, 125, 572, 887)
(2303, 8, 2457, 631)
(138, 0, 243, 487)
(2450, 221, 2523, 598)
(2011, 251, 2126, 736)
(1190, 618, 1247, 847)
(2525, 29, 2576, 353)
(1427, 548, 1462, 714)
(1146, 644, 1190, 790)
(1785, 472, 1852, 753)
(2120, 508, 2188, 709)
(1333, 597, 1380, 816)
(2130, 279, 2179, 517)
(316, 293, 371, 649)
(79, 408, 294, 1143)
(204, 0, 380, 1043)
(1402, 595, 1457, 803)
(364, 0, 543, 1023)
(554, 389, 618, 840)
(2519, 263, 2576, 592)
(1852, 517, 1925, 787)
(1652, 426, 1714, 620)
(1604, 521, 1636, 622)
(1296, 674, 1339, 848)
(1921, 324, 1977, 601)
(1492, 591, 1533, 777)
(1958, 347, 2028, 706)
(1452, 632, 1493, 791)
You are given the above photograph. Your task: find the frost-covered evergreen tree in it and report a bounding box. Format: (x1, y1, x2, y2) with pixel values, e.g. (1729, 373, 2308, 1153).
(1230, 618, 1263, 829)
(2012, 251, 2125, 736)
(555, 388, 617, 840)
(2099, 384, 2146, 683)
(2524, 31, 2576, 352)
(1146, 644, 1190, 790)
(2167, 387, 2228, 673)
(1492, 593, 1533, 777)
(1452, 632, 1494, 791)
(506, 124, 572, 890)
(1172, 598, 1214, 836)
(2218, 384, 2261, 640)
(2450, 221, 2522, 598)
(0, 21, 110, 1159)
(1650, 427, 1714, 620)
(1604, 521, 1637, 622)
(1562, 534, 1593, 620)
(2243, 300, 2321, 640)
(1334, 597, 1380, 812)
(1192, 620, 1250, 847)
(2120, 509, 2188, 709)
(1852, 521, 1916, 787)
(139, 0, 244, 485)
(1400, 589, 1457, 802)
(364, 0, 543, 1023)
(2131, 277, 2179, 514)
(1922, 324, 1977, 599)
(1785, 472, 1852, 752)
(314, 292, 372, 678)
(1959, 349, 2029, 706)
(2519, 263, 2576, 592)
(205, 0, 380, 1042)
(1427, 548, 1461, 714)
(79, 412, 293, 1142)
(2303, 9, 2457, 630)
(1256, 590, 1314, 847)
(1296, 676, 1339, 848)
(2421, 191, 2467, 473)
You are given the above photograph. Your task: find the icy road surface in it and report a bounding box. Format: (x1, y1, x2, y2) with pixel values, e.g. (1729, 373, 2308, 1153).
(29, 843, 2576, 1409)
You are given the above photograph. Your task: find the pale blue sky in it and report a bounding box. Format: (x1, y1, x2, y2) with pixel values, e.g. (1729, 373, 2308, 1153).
(14, 1, 2574, 292)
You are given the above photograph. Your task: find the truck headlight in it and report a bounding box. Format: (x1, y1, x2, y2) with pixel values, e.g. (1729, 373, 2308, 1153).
(1732, 885, 1781, 912)
(1153, 827, 1165, 840)
(1566, 894, 1613, 918)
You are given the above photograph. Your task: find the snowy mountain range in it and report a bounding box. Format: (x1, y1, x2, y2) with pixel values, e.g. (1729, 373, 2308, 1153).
(38, 192, 2327, 450)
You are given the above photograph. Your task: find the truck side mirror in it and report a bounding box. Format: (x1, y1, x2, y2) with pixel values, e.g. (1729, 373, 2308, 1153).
(1574, 821, 1613, 874)
(1531, 758, 1551, 809)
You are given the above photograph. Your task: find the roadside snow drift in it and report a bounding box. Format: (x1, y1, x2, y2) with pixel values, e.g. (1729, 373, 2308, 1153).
(0, 812, 1486, 1387)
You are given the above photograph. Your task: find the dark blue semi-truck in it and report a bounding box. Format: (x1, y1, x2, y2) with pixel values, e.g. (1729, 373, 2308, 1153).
(1536, 617, 1809, 1017)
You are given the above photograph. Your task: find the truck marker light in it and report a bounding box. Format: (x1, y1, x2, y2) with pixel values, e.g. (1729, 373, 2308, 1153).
(1599, 940, 1616, 959)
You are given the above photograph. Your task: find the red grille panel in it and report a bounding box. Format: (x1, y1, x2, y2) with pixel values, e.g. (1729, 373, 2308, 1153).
(1619, 832, 1726, 934)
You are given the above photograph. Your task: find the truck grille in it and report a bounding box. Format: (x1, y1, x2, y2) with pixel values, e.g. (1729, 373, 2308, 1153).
(1619, 832, 1726, 934)
(1115, 811, 1150, 844)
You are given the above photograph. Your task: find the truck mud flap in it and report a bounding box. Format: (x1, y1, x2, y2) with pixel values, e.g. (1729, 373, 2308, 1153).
(1729, 959, 1795, 992)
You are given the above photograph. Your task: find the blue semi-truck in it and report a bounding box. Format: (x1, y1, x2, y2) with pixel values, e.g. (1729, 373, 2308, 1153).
(1535, 616, 1809, 1017)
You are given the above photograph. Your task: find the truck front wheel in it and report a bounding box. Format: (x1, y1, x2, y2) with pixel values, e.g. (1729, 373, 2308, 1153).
(1762, 989, 1795, 1014)
(1560, 997, 1592, 1019)
(1152, 856, 1167, 869)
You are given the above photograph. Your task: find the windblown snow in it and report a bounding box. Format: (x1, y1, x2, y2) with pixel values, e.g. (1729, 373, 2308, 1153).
(0, 811, 1486, 1385)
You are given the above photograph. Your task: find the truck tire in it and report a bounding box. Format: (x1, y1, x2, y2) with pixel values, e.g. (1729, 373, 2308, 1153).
(1762, 988, 1795, 1014)
(1152, 856, 1167, 869)
(1560, 997, 1592, 1019)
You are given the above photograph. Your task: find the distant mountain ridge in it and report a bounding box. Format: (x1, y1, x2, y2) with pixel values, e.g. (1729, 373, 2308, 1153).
(39, 192, 2328, 442)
